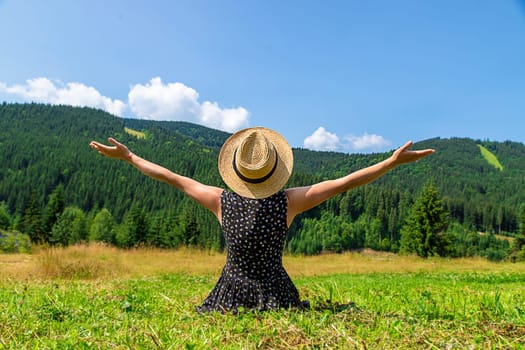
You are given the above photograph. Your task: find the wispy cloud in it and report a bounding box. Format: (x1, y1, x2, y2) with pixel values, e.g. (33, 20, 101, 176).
(344, 133, 391, 151)
(0, 77, 250, 133)
(304, 126, 391, 153)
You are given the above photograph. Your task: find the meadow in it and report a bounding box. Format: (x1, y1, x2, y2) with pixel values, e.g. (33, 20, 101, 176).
(0, 245, 524, 349)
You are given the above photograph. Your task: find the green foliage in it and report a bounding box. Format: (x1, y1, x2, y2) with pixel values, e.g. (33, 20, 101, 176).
(412, 138, 523, 233)
(0, 229, 31, 253)
(0, 202, 12, 230)
(146, 211, 184, 248)
(122, 205, 149, 247)
(288, 212, 365, 254)
(444, 223, 511, 261)
(88, 208, 115, 244)
(400, 182, 449, 257)
(1, 104, 524, 259)
(19, 191, 43, 243)
(520, 204, 525, 235)
(511, 235, 525, 262)
(519, 245, 525, 261)
(50, 206, 87, 246)
(42, 184, 66, 242)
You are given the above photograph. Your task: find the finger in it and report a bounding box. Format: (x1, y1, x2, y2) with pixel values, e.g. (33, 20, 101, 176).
(89, 142, 106, 155)
(397, 140, 413, 153)
(420, 148, 436, 156)
(89, 141, 101, 149)
(108, 137, 120, 146)
(411, 149, 435, 160)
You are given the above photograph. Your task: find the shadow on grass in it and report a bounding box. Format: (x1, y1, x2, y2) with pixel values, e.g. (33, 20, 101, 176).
(307, 299, 361, 313)
(195, 300, 361, 315)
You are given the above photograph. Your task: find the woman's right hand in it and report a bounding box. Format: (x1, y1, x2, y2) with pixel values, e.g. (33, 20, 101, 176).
(89, 138, 132, 161)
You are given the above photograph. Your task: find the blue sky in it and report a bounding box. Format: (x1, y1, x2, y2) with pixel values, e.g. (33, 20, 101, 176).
(1, 0, 524, 152)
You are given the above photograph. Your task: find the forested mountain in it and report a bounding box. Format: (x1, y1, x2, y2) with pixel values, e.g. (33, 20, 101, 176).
(1, 103, 524, 259)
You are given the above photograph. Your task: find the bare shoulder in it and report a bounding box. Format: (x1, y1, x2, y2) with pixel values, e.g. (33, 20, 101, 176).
(285, 186, 312, 212)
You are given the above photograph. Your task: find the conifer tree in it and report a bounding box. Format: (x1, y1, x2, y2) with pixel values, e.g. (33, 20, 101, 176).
(519, 203, 525, 236)
(511, 204, 525, 261)
(400, 182, 448, 257)
(121, 206, 148, 246)
(89, 208, 115, 244)
(182, 213, 199, 246)
(42, 184, 65, 242)
(0, 202, 11, 230)
(50, 206, 87, 245)
(20, 191, 43, 243)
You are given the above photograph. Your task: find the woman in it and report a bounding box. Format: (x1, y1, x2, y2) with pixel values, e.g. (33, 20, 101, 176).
(90, 127, 434, 312)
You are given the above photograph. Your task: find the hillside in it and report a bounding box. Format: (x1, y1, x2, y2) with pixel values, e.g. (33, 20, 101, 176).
(0, 103, 524, 254)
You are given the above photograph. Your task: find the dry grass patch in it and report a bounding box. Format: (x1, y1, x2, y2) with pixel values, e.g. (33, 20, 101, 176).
(0, 253, 35, 279)
(283, 249, 524, 276)
(1, 244, 524, 282)
(0, 243, 226, 281)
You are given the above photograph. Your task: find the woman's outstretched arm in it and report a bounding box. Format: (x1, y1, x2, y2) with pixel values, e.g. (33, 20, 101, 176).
(89, 138, 223, 221)
(285, 141, 435, 226)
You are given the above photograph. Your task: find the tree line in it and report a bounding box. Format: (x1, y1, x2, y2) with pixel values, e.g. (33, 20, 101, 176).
(2, 181, 523, 261)
(1, 103, 524, 260)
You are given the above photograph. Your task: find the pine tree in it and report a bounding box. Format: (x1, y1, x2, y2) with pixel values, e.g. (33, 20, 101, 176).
(42, 184, 65, 242)
(182, 213, 199, 246)
(20, 191, 43, 243)
(365, 217, 382, 250)
(122, 206, 148, 246)
(0, 202, 11, 230)
(400, 182, 448, 257)
(511, 204, 525, 261)
(89, 208, 115, 244)
(50, 206, 87, 245)
(519, 204, 525, 235)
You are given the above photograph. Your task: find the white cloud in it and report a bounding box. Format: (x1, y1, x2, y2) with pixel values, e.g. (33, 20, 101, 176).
(128, 78, 200, 121)
(304, 127, 391, 153)
(128, 77, 249, 132)
(0, 77, 250, 133)
(0, 78, 126, 116)
(303, 127, 340, 151)
(200, 101, 249, 133)
(345, 133, 391, 151)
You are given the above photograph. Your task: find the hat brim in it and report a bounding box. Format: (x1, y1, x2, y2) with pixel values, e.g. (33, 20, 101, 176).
(218, 127, 293, 199)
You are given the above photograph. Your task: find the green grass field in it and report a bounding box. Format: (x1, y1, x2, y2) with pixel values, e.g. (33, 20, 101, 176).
(124, 127, 147, 139)
(478, 144, 504, 171)
(0, 246, 524, 349)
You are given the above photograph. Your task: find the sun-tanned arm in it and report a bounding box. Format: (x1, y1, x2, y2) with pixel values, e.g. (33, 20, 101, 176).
(89, 138, 223, 222)
(285, 141, 435, 227)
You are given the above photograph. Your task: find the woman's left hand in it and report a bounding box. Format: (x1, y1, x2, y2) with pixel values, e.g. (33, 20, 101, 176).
(390, 141, 435, 166)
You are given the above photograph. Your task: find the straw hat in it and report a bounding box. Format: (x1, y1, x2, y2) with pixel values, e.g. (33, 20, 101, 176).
(218, 127, 293, 199)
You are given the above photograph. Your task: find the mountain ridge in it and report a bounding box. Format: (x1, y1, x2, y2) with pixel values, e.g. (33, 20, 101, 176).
(0, 103, 523, 252)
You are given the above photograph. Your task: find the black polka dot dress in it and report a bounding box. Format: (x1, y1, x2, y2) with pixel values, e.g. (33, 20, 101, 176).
(197, 190, 302, 313)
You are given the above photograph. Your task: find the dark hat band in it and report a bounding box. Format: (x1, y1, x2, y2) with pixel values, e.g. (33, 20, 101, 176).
(232, 148, 279, 184)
